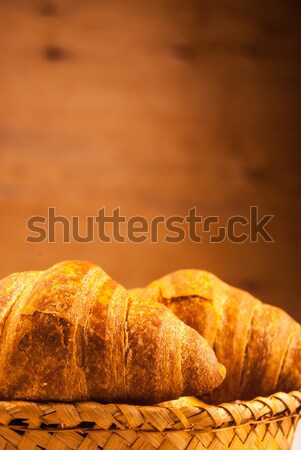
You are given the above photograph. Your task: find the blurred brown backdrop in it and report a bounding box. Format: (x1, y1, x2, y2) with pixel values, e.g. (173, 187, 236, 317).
(0, 1, 300, 319)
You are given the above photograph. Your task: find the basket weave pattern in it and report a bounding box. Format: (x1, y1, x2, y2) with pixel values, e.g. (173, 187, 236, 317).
(0, 390, 300, 450)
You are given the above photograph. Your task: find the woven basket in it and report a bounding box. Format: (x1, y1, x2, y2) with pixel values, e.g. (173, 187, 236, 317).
(0, 390, 300, 450)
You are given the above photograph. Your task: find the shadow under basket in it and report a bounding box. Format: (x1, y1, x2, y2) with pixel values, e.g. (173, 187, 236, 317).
(0, 390, 300, 450)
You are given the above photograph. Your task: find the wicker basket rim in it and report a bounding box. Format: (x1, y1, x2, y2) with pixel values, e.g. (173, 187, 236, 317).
(0, 389, 300, 432)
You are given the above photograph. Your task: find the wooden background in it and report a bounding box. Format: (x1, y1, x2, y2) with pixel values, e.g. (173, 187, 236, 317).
(0, 0, 300, 320)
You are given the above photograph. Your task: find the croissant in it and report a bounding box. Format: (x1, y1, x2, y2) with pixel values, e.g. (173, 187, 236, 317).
(130, 269, 301, 403)
(0, 261, 225, 404)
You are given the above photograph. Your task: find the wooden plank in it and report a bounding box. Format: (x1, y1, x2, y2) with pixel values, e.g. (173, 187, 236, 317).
(0, 0, 300, 319)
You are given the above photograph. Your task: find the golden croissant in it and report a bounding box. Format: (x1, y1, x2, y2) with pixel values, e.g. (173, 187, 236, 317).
(131, 269, 301, 403)
(0, 261, 225, 404)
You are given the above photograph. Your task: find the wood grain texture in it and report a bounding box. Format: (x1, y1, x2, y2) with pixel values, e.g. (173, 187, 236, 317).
(0, 1, 300, 319)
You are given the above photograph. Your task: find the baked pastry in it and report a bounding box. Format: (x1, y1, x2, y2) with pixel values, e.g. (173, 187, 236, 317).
(131, 269, 301, 403)
(0, 261, 225, 404)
